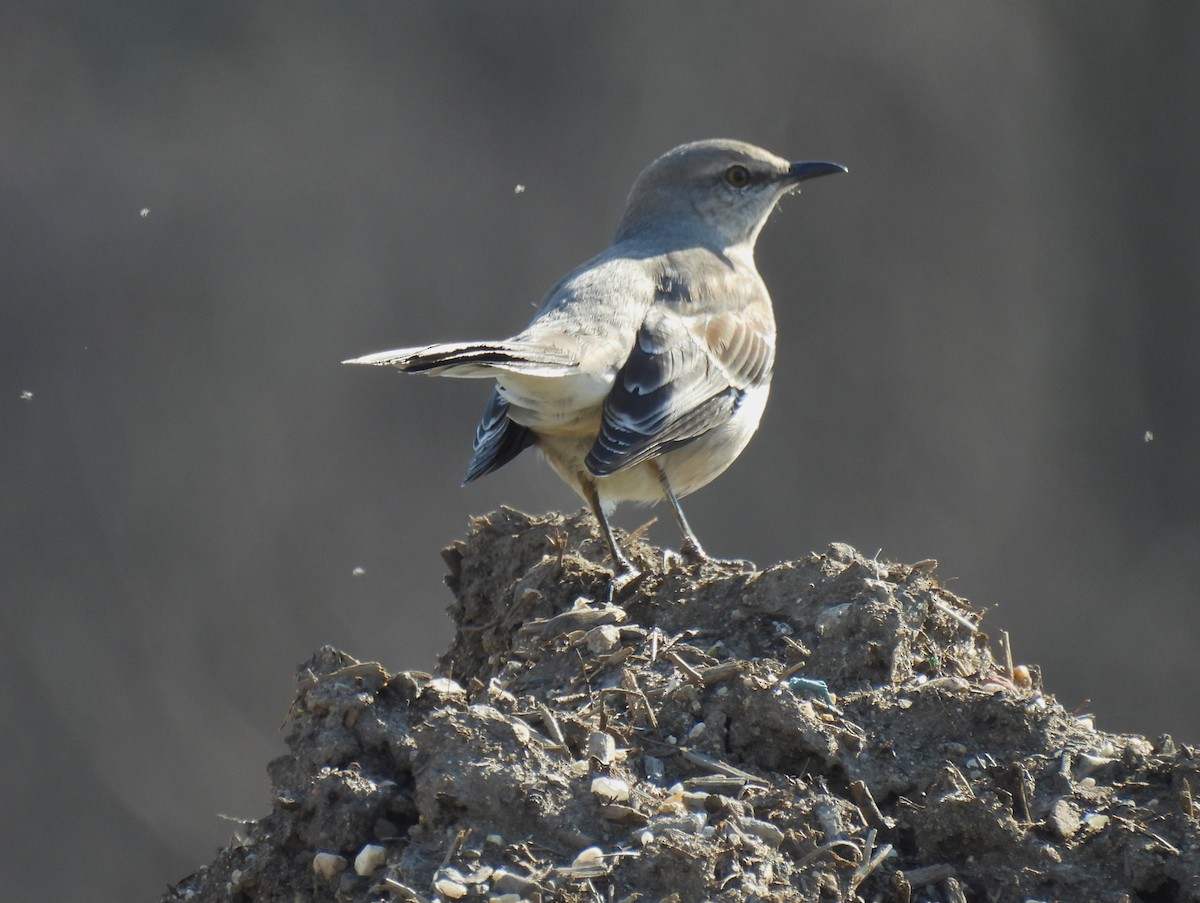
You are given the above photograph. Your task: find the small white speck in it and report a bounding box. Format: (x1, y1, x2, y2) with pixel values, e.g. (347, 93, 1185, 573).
(351, 566, 365, 577)
(20, 390, 33, 401)
(513, 184, 526, 194)
(1143, 430, 1154, 443)
(140, 208, 150, 218)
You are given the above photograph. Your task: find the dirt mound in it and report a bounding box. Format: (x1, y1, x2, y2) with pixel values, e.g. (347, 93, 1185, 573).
(163, 509, 1200, 902)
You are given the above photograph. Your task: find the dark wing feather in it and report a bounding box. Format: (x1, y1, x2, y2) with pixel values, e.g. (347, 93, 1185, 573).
(585, 303, 773, 477)
(462, 388, 537, 483)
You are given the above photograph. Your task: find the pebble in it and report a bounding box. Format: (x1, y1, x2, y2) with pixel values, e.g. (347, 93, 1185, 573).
(312, 852, 347, 880)
(491, 869, 542, 897)
(735, 816, 785, 848)
(426, 677, 466, 699)
(571, 846, 605, 869)
(644, 755, 665, 784)
(591, 776, 631, 802)
(585, 624, 622, 654)
(1012, 664, 1032, 688)
(587, 731, 617, 766)
(353, 843, 387, 876)
(433, 876, 468, 899)
(1048, 799, 1081, 840)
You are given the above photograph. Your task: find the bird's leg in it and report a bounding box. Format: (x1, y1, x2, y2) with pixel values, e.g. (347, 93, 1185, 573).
(653, 463, 709, 563)
(579, 474, 643, 593)
(653, 465, 756, 572)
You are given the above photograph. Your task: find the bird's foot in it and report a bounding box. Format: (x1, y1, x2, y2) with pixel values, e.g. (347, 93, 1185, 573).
(709, 556, 757, 572)
(669, 542, 756, 573)
(607, 564, 646, 600)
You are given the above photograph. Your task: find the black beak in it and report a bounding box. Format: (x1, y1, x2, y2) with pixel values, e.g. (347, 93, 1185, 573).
(787, 160, 848, 183)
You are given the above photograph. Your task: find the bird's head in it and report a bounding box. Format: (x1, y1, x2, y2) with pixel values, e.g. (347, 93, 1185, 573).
(615, 139, 845, 254)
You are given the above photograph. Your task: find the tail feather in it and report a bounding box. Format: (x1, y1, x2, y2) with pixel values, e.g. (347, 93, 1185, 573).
(342, 341, 578, 378)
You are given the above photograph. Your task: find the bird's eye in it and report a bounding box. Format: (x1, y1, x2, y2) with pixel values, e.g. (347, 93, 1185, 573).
(725, 164, 751, 188)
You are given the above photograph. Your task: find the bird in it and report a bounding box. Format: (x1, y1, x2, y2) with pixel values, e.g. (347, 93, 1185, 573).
(345, 139, 845, 591)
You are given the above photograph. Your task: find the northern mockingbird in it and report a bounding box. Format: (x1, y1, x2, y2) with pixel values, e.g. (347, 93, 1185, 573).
(346, 139, 844, 590)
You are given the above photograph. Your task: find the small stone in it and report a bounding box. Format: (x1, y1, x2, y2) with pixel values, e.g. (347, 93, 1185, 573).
(571, 846, 605, 869)
(353, 843, 387, 876)
(735, 816, 785, 848)
(591, 776, 631, 802)
(585, 624, 621, 654)
(599, 803, 648, 824)
(426, 678, 466, 699)
(490, 868, 543, 896)
(644, 755, 665, 784)
(587, 730, 617, 766)
(433, 876, 468, 899)
(1048, 799, 1081, 840)
(1074, 753, 1114, 779)
(312, 852, 348, 880)
(827, 542, 858, 563)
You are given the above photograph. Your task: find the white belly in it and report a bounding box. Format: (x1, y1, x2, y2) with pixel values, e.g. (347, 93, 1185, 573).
(536, 382, 770, 508)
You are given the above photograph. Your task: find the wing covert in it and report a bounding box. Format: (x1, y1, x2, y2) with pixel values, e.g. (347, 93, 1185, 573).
(585, 301, 773, 477)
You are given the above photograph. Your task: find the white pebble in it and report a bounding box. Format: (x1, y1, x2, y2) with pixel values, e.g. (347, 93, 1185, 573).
(591, 776, 630, 802)
(426, 677, 465, 697)
(312, 852, 347, 880)
(354, 843, 387, 876)
(571, 846, 605, 869)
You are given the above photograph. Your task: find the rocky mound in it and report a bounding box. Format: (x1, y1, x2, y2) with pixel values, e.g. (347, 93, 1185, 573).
(163, 509, 1200, 902)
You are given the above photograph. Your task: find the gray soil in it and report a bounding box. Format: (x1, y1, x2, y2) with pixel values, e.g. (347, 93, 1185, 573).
(163, 509, 1200, 902)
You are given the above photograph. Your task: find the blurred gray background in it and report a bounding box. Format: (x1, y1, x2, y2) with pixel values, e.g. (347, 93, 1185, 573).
(2, 3, 1197, 900)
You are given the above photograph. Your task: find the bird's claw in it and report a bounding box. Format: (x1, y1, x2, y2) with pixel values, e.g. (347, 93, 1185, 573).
(606, 562, 647, 600)
(661, 547, 756, 573)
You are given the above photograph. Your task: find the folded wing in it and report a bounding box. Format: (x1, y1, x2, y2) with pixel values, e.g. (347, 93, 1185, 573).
(585, 301, 774, 476)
